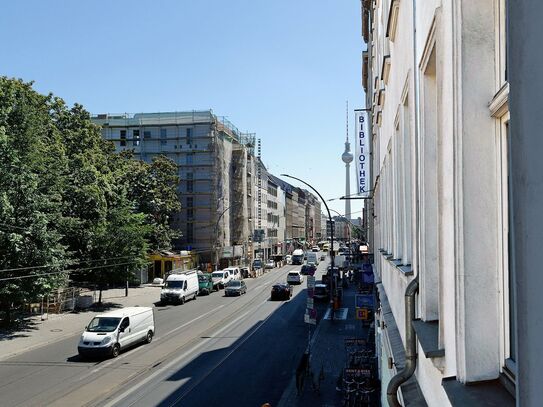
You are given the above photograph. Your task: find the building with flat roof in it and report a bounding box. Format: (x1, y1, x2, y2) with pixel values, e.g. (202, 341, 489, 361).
(92, 111, 256, 265)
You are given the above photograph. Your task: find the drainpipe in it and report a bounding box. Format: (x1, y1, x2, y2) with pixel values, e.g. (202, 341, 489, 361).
(386, 276, 419, 407)
(388, 0, 421, 404)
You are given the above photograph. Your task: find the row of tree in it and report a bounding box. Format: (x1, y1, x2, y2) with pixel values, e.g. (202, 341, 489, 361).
(0, 78, 181, 324)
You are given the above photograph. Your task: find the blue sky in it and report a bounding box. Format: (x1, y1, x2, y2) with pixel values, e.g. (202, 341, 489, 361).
(0, 0, 365, 217)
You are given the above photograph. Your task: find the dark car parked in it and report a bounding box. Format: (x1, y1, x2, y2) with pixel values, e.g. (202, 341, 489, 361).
(314, 283, 329, 301)
(271, 283, 293, 301)
(301, 264, 317, 276)
(224, 280, 247, 296)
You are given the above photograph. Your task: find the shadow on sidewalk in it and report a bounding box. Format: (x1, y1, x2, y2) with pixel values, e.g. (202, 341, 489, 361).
(0, 317, 39, 341)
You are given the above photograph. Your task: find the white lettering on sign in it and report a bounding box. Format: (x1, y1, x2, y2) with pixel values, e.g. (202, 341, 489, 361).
(354, 111, 371, 197)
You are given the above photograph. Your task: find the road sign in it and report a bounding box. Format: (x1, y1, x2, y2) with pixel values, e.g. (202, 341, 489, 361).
(306, 298, 314, 309)
(307, 276, 316, 289)
(356, 308, 369, 320)
(355, 294, 374, 308)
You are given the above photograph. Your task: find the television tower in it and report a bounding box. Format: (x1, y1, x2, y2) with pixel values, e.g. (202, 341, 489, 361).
(341, 101, 353, 220)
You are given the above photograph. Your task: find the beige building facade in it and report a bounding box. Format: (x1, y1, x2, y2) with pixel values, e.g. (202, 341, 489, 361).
(363, 0, 514, 405)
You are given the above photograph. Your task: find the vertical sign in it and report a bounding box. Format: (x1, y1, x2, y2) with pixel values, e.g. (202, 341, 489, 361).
(355, 110, 371, 197)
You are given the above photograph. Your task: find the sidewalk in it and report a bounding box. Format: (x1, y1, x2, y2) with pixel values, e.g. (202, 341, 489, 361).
(278, 281, 370, 407)
(0, 286, 162, 361)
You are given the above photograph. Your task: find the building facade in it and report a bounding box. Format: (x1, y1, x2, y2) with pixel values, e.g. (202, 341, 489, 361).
(269, 175, 321, 250)
(92, 111, 256, 266)
(363, 0, 515, 405)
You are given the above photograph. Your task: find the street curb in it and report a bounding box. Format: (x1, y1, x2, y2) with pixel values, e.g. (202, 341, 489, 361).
(276, 308, 328, 407)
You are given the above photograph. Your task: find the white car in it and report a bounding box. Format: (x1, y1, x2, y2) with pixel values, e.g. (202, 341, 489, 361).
(285, 255, 292, 264)
(287, 270, 304, 285)
(265, 260, 275, 269)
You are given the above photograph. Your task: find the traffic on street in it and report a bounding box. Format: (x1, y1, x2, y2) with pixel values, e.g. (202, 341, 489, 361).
(0, 259, 332, 407)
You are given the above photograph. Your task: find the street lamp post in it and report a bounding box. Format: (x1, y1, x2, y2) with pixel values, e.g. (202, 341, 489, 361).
(280, 174, 337, 312)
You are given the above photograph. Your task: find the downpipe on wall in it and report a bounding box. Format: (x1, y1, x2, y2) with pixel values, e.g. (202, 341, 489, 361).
(386, 276, 419, 407)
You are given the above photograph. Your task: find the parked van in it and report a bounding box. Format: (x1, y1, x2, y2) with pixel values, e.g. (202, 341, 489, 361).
(160, 269, 199, 304)
(223, 267, 241, 281)
(212, 270, 230, 288)
(78, 307, 154, 358)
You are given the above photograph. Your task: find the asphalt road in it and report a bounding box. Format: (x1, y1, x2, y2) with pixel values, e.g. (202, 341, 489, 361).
(0, 260, 329, 407)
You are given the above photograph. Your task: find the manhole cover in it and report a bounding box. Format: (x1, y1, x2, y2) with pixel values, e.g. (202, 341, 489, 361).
(50, 329, 63, 332)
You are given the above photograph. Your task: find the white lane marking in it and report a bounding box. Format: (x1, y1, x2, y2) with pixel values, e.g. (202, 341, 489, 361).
(102, 300, 268, 407)
(154, 304, 226, 341)
(88, 305, 226, 375)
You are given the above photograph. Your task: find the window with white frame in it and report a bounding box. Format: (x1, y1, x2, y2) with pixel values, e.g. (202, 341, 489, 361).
(393, 121, 404, 260)
(402, 95, 413, 264)
(498, 112, 516, 380)
(496, 0, 508, 88)
(420, 41, 440, 321)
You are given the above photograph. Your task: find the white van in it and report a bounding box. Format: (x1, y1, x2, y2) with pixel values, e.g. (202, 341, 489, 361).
(291, 249, 305, 265)
(212, 270, 230, 288)
(306, 252, 319, 265)
(78, 307, 154, 358)
(160, 270, 199, 304)
(223, 267, 241, 281)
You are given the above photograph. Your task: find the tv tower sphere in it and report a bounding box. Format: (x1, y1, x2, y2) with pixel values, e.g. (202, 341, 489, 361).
(342, 149, 353, 163)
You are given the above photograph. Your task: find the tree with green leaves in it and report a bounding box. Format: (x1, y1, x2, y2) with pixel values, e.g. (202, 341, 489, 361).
(0, 77, 181, 320)
(116, 152, 181, 251)
(0, 78, 70, 324)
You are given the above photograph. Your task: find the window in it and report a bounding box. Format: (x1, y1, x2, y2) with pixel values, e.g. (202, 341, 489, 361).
(420, 41, 440, 321)
(120, 317, 129, 330)
(120, 130, 127, 146)
(133, 130, 140, 146)
(499, 114, 516, 378)
(393, 122, 403, 259)
(402, 92, 413, 264)
(187, 180, 193, 193)
(186, 223, 193, 241)
(186, 153, 193, 165)
(160, 128, 167, 145)
(496, 0, 508, 87)
(186, 128, 193, 145)
(144, 130, 151, 139)
(186, 197, 193, 207)
(187, 208, 194, 220)
(267, 185, 278, 197)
